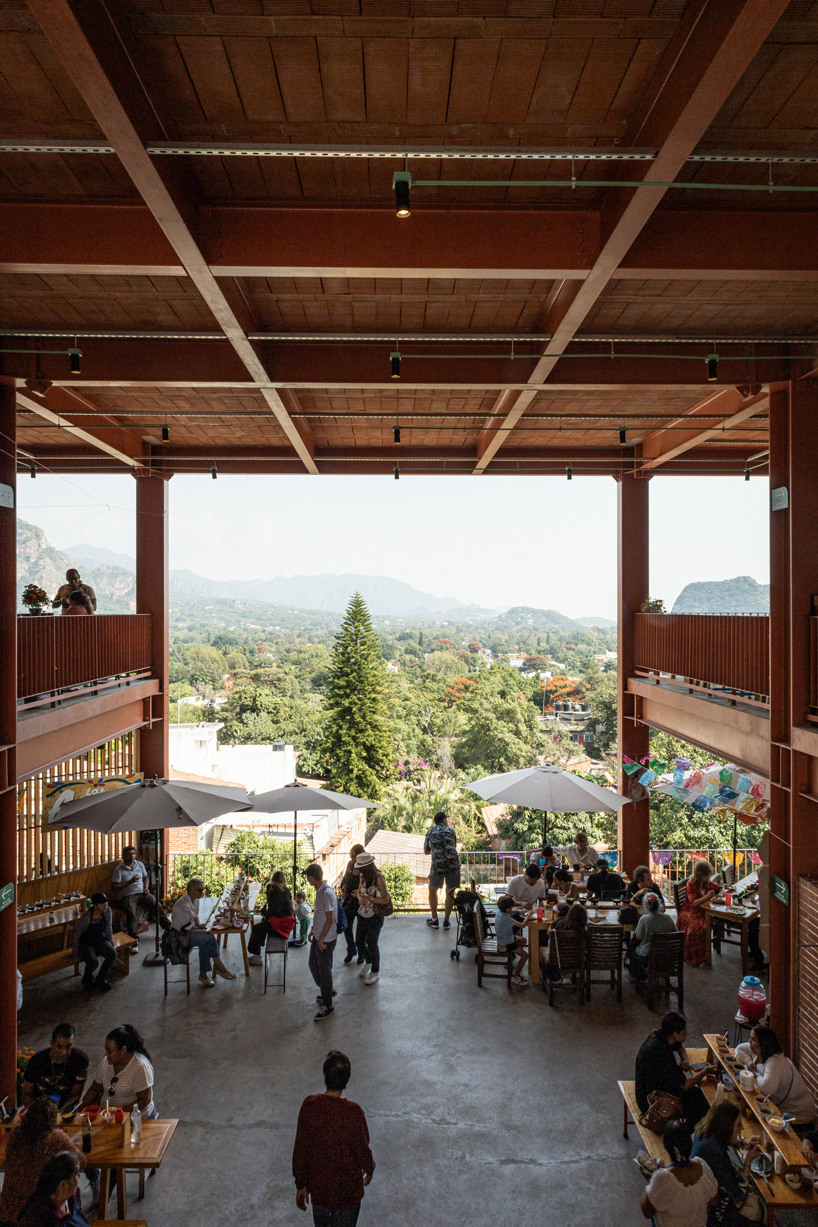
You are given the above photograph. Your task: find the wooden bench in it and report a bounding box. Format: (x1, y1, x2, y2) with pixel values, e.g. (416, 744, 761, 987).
(19, 932, 137, 982)
(618, 1081, 671, 1164)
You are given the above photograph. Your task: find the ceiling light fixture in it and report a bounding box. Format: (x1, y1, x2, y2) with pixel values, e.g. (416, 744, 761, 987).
(706, 352, 719, 381)
(390, 351, 401, 379)
(68, 347, 81, 374)
(392, 171, 411, 217)
(393, 425, 401, 444)
(211, 465, 217, 480)
(29, 462, 36, 478)
(619, 428, 626, 444)
(161, 424, 169, 442)
(566, 465, 572, 481)
(745, 466, 750, 481)
(394, 464, 400, 480)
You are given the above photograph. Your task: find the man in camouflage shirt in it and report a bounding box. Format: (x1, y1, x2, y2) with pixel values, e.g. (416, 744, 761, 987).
(423, 812, 461, 930)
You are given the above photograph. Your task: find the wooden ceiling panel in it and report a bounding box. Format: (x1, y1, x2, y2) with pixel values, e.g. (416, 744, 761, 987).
(0, 271, 215, 331)
(584, 278, 818, 337)
(406, 37, 454, 125)
(363, 38, 408, 124)
(317, 36, 366, 123)
(223, 37, 287, 122)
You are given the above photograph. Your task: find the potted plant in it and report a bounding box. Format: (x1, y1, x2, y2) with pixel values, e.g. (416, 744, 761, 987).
(22, 584, 50, 614)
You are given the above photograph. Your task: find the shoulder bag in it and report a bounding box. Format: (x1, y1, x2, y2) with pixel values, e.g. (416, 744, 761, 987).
(639, 1089, 684, 1135)
(373, 874, 394, 917)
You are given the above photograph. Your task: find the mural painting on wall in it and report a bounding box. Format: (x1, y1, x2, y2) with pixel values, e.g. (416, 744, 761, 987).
(40, 775, 144, 825)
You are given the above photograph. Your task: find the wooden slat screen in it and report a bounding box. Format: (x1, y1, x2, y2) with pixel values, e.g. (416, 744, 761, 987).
(634, 613, 769, 698)
(17, 614, 151, 700)
(17, 731, 139, 883)
(797, 875, 818, 1101)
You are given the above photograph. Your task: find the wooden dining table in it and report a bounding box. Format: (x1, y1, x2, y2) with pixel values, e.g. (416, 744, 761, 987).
(0, 1118, 179, 1221)
(524, 903, 633, 985)
(702, 901, 760, 974)
(703, 1034, 816, 1222)
(17, 901, 85, 945)
(209, 881, 261, 978)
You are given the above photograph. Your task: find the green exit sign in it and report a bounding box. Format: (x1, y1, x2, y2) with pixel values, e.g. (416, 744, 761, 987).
(772, 876, 790, 907)
(0, 882, 14, 914)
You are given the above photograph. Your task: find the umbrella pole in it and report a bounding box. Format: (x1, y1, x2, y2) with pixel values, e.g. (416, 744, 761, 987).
(542, 811, 548, 847)
(143, 828, 165, 967)
(732, 810, 739, 881)
(292, 810, 298, 895)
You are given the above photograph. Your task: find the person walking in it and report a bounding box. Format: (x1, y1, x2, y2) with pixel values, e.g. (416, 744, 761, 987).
(292, 1050, 375, 1227)
(424, 811, 460, 929)
(339, 843, 365, 964)
(352, 853, 390, 986)
(307, 864, 338, 1021)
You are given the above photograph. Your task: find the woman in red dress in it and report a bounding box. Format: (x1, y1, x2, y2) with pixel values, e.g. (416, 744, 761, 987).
(677, 859, 721, 966)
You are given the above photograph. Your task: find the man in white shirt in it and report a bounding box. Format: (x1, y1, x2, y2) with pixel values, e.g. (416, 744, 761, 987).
(111, 844, 169, 951)
(555, 831, 598, 869)
(307, 863, 338, 1022)
(506, 864, 547, 909)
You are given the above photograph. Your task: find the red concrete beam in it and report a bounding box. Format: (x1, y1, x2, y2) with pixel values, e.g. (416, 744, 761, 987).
(4, 203, 818, 280)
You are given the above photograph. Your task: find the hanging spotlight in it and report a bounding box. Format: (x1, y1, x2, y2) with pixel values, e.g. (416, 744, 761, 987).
(566, 465, 572, 481)
(29, 462, 36, 479)
(745, 466, 750, 482)
(392, 171, 412, 218)
(619, 428, 627, 444)
(393, 425, 401, 445)
(68, 347, 81, 374)
(394, 464, 400, 480)
(211, 465, 217, 480)
(390, 351, 401, 379)
(706, 352, 719, 381)
(161, 424, 169, 442)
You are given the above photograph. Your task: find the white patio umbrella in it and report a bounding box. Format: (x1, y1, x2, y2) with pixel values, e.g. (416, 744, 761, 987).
(467, 764, 630, 850)
(245, 781, 380, 891)
(53, 777, 252, 963)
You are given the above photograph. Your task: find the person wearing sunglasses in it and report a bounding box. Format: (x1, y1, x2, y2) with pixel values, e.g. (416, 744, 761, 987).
(77, 1025, 156, 1119)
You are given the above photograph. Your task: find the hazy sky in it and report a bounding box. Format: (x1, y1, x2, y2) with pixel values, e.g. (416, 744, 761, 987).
(17, 471, 769, 620)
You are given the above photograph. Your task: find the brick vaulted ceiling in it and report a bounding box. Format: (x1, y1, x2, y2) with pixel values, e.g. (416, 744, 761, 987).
(2, 0, 817, 477)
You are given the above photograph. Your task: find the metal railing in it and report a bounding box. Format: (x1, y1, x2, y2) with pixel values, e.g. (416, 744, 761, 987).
(17, 614, 152, 701)
(634, 612, 769, 700)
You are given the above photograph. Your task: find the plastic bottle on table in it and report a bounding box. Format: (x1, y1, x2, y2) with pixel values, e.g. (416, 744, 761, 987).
(130, 1105, 142, 1146)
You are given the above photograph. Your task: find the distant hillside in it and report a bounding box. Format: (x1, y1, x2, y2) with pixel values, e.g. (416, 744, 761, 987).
(672, 576, 770, 614)
(17, 521, 136, 613)
(495, 606, 581, 632)
(64, 543, 137, 572)
(574, 616, 617, 629)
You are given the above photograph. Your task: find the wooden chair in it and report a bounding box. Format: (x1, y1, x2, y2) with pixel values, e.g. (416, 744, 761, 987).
(722, 863, 737, 888)
(163, 943, 191, 996)
(672, 879, 688, 915)
(473, 903, 512, 989)
(263, 932, 287, 994)
(641, 931, 685, 1011)
(601, 888, 623, 901)
(544, 930, 586, 1007)
(586, 924, 623, 1001)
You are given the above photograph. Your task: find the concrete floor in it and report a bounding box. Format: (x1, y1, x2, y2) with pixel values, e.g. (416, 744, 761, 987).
(17, 917, 753, 1227)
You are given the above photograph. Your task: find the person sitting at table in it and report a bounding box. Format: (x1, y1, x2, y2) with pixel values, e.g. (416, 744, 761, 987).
(541, 902, 587, 982)
(620, 864, 666, 927)
(171, 877, 236, 987)
(676, 859, 722, 967)
(494, 895, 529, 987)
(63, 590, 92, 616)
(248, 870, 295, 966)
(506, 863, 547, 909)
(556, 831, 598, 869)
(548, 868, 573, 899)
(692, 1102, 764, 1227)
(628, 893, 678, 978)
(640, 1120, 720, 1227)
(527, 845, 556, 871)
(734, 1024, 817, 1128)
(0, 1098, 87, 1225)
(635, 1010, 713, 1127)
(77, 1024, 157, 1119)
(72, 893, 116, 993)
(22, 1023, 89, 1109)
(17, 1151, 89, 1227)
(586, 857, 626, 899)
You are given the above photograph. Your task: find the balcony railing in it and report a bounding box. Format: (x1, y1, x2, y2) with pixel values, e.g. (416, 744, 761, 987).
(634, 612, 769, 700)
(17, 613, 152, 701)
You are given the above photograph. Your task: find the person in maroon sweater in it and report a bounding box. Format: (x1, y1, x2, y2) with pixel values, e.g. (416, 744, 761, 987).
(292, 1050, 375, 1226)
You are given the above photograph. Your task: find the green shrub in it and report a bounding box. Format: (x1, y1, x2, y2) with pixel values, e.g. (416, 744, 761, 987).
(381, 861, 416, 908)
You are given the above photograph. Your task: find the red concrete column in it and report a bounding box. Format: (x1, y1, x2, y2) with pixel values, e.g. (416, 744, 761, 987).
(0, 382, 18, 1103)
(617, 473, 651, 874)
(135, 473, 170, 779)
(768, 378, 818, 1050)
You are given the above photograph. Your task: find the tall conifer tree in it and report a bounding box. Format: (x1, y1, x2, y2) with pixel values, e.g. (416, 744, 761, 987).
(321, 593, 394, 798)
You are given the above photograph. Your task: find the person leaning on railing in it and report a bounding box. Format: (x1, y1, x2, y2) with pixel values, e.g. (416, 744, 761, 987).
(52, 569, 96, 614)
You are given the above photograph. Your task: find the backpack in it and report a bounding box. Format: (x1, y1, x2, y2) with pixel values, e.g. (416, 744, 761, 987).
(336, 898, 348, 933)
(160, 927, 190, 965)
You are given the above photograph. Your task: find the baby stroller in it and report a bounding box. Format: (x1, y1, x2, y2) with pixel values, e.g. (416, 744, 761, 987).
(450, 889, 493, 961)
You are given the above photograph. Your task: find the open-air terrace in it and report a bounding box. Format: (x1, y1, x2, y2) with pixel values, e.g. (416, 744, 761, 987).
(17, 913, 753, 1227)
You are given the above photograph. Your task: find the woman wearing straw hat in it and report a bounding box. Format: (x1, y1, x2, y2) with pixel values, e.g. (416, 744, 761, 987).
(352, 853, 390, 986)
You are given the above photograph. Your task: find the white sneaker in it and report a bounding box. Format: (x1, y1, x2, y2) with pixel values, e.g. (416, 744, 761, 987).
(358, 963, 371, 978)
(248, 955, 263, 966)
(365, 971, 379, 985)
